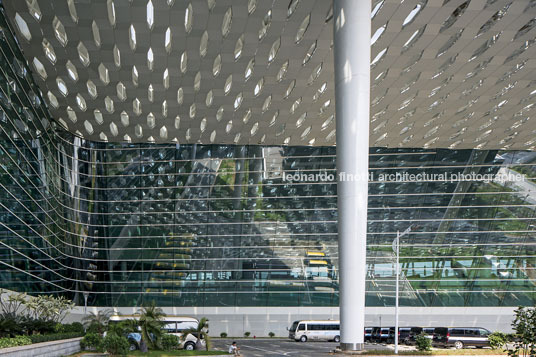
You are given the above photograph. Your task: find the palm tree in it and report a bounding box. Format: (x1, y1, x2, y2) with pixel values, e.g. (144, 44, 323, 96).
(108, 318, 139, 336)
(137, 302, 166, 350)
(82, 309, 112, 334)
(182, 317, 211, 351)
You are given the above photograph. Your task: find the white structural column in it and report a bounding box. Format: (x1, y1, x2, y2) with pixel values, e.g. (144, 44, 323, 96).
(333, 0, 371, 352)
(395, 232, 400, 354)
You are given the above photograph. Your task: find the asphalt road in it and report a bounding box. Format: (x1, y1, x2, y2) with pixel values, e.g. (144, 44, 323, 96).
(211, 338, 396, 356)
(212, 338, 338, 356)
(211, 339, 498, 357)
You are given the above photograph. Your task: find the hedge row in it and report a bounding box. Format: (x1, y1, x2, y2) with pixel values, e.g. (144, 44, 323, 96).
(29, 332, 84, 344)
(0, 336, 32, 349)
(0, 332, 84, 349)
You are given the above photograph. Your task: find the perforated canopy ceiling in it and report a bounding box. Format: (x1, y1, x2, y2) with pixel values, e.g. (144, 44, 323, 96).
(4, 0, 536, 149)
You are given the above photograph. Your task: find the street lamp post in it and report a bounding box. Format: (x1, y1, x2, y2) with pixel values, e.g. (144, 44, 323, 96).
(393, 226, 412, 354)
(83, 291, 89, 316)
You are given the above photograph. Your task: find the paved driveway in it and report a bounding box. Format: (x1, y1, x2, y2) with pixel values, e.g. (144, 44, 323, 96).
(211, 338, 403, 356)
(211, 339, 500, 357)
(212, 338, 337, 356)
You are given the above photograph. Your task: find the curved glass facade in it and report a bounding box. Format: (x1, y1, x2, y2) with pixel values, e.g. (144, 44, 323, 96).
(0, 5, 535, 308)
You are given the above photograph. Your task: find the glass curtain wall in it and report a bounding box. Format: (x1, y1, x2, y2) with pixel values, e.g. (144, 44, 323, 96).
(0, 4, 67, 296)
(0, 3, 535, 308)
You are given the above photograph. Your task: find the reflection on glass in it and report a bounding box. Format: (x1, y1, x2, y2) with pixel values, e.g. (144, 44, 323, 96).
(0, 7, 534, 309)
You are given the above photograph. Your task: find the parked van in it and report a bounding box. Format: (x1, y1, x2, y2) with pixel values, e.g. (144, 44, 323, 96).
(399, 327, 422, 344)
(379, 327, 395, 343)
(403, 327, 436, 345)
(371, 326, 382, 343)
(288, 320, 340, 342)
(433, 327, 491, 349)
(364, 327, 380, 342)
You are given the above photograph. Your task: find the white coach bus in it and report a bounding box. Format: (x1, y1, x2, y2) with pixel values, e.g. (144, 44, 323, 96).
(109, 315, 201, 350)
(288, 320, 340, 342)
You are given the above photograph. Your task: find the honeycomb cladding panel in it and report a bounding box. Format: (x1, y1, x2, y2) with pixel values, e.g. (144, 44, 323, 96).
(4, 0, 536, 149)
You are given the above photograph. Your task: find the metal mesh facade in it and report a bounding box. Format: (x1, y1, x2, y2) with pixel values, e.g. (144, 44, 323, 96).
(4, 0, 536, 149)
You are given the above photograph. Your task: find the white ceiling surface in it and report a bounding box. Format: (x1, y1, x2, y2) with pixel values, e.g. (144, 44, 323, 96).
(4, 0, 536, 149)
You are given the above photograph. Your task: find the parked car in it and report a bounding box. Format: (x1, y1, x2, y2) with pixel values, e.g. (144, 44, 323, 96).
(405, 327, 436, 345)
(379, 327, 395, 343)
(399, 327, 422, 345)
(370, 326, 382, 343)
(433, 327, 491, 349)
(365, 327, 380, 342)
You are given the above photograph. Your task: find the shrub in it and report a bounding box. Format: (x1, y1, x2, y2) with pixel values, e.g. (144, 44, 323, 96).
(0, 292, 74, 324)
(85, 323, 102, 334)
(506, 333, 517, 342)
(107, 322, 127, 336)
(220, 332, 227, 338)
(29, 332, 84, 344)
(415, 333, 432, 352)
(80, 332, 104, 352)
(489, 331, 508, 350)
(0, 316, 24, 337)
(508, 306, 536, 357)
(53, 322, 63, 333)
(269, 332, 275, 338)
(161, 334, 180, 351)
(0, 335, 32, 349)
(103, 333, 130, 356)
(23, 319, 56, 335)
(64, 322, 84, 334)
(244, 331, 251, 338)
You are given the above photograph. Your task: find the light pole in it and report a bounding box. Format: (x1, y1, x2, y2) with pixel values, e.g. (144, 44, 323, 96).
(83, 291, 89, 316)
(393, 226, 412, 354)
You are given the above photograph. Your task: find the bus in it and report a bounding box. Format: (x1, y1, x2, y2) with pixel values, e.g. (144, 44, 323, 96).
(109, 315, 202, 350)
(305, 251, 326, 257)
(288, 320, 340, 342)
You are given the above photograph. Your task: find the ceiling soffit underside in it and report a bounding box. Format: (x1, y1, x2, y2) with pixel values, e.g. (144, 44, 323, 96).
(3, 0, 536, 150)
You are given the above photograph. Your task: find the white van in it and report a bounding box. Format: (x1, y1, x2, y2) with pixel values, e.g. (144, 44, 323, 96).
(288, 320, 340, 342)
(109, 315, 203, 351)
